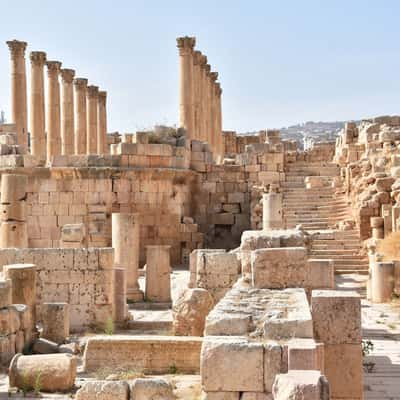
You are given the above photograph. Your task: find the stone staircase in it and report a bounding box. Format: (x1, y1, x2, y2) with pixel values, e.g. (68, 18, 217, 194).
(283, 161, 369, 273)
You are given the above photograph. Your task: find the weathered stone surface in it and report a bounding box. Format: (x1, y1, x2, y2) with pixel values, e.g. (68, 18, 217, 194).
(201, 336, 264, 392)
(9, 353, 77, 392)
(130, 378, 174, 400)
(272, 370, 330, 400)
(173, 288, 214, 336)
(202, 392, 240, 400)
(251, 247, 308, 289)
(76, 380, 129, 400)
(41, 302, 69, 344)
(32, 338, 59, 354)
(0, 279, 12, 308)
(264, 342, 282, 392)
(240, 393, 273, 400)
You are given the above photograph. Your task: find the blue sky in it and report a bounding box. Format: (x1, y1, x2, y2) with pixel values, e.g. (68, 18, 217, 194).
(1, 0, 400, 132)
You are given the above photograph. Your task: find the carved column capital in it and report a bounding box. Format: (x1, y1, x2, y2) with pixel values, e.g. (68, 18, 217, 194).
(6, 40, 27, 59)
(199, 54, 208, 67)
(193, 51, 202, 65)
(30, 51, 47, 66)
(98, 90, 107, 102)
(176, 36, 196, 55)
(46, 61, 62, 76)
(87, 85, 99, 98)
(215, 82, 222, 96)
(73, 78, 88, 89)
(210, 71, 218, 82)
(60, 68, 75, 83)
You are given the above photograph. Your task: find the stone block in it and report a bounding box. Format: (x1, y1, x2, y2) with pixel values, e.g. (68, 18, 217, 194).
(130, 378, 174, 400)
(324, 343, 363, 399)
(201, 336, 264, 392)
(240, 393, 273, 400)
(288, 339, 318, 370)
(311, 290, 361, 344)
(0, 174, 27, 202)
(307, 260, 334, 289)
(41, 303, 70, 344)
(251, 247, 308, 289)
(0, 279, 12, 308)
(0, 201, 26, 222)
(76, 380, 129, 400)
(264, 342, 282, 392)
(202, 392, 240, 400)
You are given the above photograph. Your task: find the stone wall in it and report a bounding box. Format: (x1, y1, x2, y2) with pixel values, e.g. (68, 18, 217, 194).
(0, 248, 114, 331)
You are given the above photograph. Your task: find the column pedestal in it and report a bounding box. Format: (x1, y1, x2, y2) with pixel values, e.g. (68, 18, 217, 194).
(262, 192, 283, 230)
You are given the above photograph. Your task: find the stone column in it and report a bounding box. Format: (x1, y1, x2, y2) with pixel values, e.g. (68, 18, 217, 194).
(215, 82, 223, 163)
(177, 36, 196, 139)
(29, 51, 47, 160)
(263, 192, 283, 230)
(145, 245, 171, 302)
(113, 267, 127, 323)
(192, 51, 202, 140)
(111, 213, 143, 301)
(46, 61, 62, 160)
(199, 54, 208, 142)
(86, 85, 98, 154)
(372, 261, 394, 303)
(209, 72, 218, 156)
(73, 78, 88, 154)
(6, 40, 28, 149)
(60, 69, 75, 155)
(204, 65, 211, 146)
(97, 90, 107, 154)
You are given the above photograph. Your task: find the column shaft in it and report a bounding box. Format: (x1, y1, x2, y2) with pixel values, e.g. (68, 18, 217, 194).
(199, 55, 207, 142)
(204, 65, 211, 146)
(46, 61, 62, 160)
(60, 69, 75, 155)
(6, 40, 28, 149)
(97, 91, 107, 154)
(73, 78, 88, 154)
(86, 85, 98, 154)
(177, 36, 196, 140)
(192, 51, 202, 141)
(29, 51, 46, 159)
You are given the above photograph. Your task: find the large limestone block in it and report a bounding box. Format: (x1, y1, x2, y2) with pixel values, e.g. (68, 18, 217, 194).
(202, 392, 240, 400)
(264, 342, 282, 392)
(201, 336, 264, 392)
(3, 264, 36, 308)
(0, 174, 27, 203)
(324, 344, 363, 400)
(130, 378, 174, 400)
(251, 247, 308, 289)
(272, 370, 330, 400)
(288, 339, 318, 371)
(197, 252, 240, 276)
(0, 221, 28, 247)
(240, 393, 273, 400)
(173, 288, 214, 336)
(0, 279, 12, 308)
(41, 302, 69, 344)
(307, 260, 334, 289)
(76, 380, 129, 400)
(311, 290, 361, 344)
(9, 353, 77, 392)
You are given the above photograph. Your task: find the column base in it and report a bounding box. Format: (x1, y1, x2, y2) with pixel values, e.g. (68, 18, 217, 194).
(127, 288, 144, 302)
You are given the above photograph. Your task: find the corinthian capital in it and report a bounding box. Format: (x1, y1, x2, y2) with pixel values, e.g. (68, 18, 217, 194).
(60, 68, 75, 83)
(46, 61, 62, 76)
(215, 82, 222, 96)
(98, 90, 107, 101)
(176, 36, 196, 55)
(210, 72, 218, 82)
(199, 54, 208, 67)
(193, 51, 202, 65)
(73, 78, 88, 89)
(30, 51, 47, 66)
(87, 85, 99, 98)
(7, 40, 27, 59)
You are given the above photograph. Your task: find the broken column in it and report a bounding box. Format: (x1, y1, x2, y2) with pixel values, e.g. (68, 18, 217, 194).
(262, 192, 283, 230)
(3, 264, 36, 331)
(29, 51, 47, 160)
(145, 245, 171, 303)
(7, 40, 28, 149)
(60, 68, 75, 155)
(372, 261, 394, 303)
(113, 267, 127, 323)
(73, 78, 88, 154)
(0, 174, 28, 248)
(311, 290, 363, 399)
(86, 85, 98, 154)
(46, 61, 62, 160)
(177, 36, 196, 139)
(97, 90, 107, 154)
(9, 353, 77, 392)
(371, 216, 384, 239)
(112, 213, 143, 301)
(41, 303, 69, 344)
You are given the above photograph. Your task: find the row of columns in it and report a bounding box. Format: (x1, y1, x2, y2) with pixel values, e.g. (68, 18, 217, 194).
(177, 36, 224, 162)
(6, 40, 108, 161)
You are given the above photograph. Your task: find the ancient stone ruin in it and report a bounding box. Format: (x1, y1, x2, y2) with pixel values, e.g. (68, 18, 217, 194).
(0, 35, 398, 400)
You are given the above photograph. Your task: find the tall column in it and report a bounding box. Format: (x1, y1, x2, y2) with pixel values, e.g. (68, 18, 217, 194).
(112, 213, 143, 301)
(199, 54, 208, 142)
(97, 90, 107, 154)
(46, 61, 62, 160)
(204, 64, 211, 145)
(192, 51, 202, 140)
(29, 51, 46, 160)
(60, 69, 75, 155)
(215, 82, 223, 163)
(73, 78, 88, 154)
(176, 36, 196, 139)
(6, 40, 28, 149)
(86, 85, 98, 154)
(209, 71, 218, 155)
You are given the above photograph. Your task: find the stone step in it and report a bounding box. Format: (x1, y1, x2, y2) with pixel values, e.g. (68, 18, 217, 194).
(310, 249, 363, 255)
(126, 320, 173, 332)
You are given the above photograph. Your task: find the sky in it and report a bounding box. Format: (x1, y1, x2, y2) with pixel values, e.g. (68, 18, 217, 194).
(1, 0, 400, 133)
